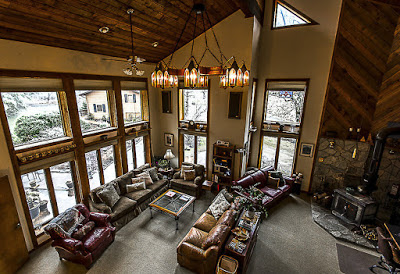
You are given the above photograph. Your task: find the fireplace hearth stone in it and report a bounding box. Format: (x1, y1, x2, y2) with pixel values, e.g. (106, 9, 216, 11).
(311, 202, 375, 249)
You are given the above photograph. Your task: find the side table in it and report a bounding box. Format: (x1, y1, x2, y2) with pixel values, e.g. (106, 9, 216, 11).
(158, 168, 174, 187)
(224, 210, 261, 274)
(202, 180, 214, 201)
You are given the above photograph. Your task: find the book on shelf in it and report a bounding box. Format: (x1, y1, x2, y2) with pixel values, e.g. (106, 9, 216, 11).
(228, 238, 246, 253)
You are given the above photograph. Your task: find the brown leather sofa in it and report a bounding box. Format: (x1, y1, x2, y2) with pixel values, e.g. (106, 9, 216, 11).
(233, 166, 294, 209)
(177, 190, 238, 274)
(170, 162, 205, 198)
(88, 163, 168, 229)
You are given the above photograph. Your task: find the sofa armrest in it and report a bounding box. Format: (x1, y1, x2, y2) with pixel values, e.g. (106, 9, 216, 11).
(89, 212, 112, 227)
(157, 173, 164, 180)
(177, 242, 206, 261)
(194, 175, 204, 186)
(88, 199, 112, 214)
(52, 238, 84, 254)
(173, 171, 181, 179)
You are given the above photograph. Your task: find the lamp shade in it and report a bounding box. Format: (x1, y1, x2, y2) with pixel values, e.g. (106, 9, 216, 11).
(164, 149, 175, 160)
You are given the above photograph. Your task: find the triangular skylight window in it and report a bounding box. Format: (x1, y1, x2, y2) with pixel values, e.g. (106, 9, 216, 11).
(273, 0, 318, 29)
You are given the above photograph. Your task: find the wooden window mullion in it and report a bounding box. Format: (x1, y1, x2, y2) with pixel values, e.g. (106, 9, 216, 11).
(274, 137, 281, 170)
(69, 161, 82, 204)
(44, 168, 59, 216)
(97, 150, 105, 185)
(194, 135, 198, 164)
(132, 139, 137, 169)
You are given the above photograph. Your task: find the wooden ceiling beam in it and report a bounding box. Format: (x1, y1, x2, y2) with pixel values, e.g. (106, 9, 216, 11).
(231, 0, 264, 24)
(366, 0, 400, 9)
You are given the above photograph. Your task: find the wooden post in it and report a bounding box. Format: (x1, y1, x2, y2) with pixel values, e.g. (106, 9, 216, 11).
(62, 78, 90, 206)
(113, 80, 128, 174)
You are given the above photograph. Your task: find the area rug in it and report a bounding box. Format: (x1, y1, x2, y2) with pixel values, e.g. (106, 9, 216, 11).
(336, 243, 380, 274)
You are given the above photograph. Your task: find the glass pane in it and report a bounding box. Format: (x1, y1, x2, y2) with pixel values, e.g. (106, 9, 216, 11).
(21, 170, 54, 236)
(75, 90, 111, 133)
(101, 145, 116, 183)
(275, 3, 308, 28)
(50, 162, 76, 214)
(1, 92, 65, 146)
(184, 134, 195, 164)
(126, 140, 134, 170)
(197, 136, 207, 167)
(122, 90, 142, 124)
(85, 151, 101, 189)
(277, 138, 297, 176)
(135, 137, 145, 168)
(261, 136, 278, 168)
(264, 90, 305, 124)
(183, 89, 208, 122)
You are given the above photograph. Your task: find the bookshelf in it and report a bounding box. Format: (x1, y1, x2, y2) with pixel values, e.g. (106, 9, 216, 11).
(212, 143, 235, 190)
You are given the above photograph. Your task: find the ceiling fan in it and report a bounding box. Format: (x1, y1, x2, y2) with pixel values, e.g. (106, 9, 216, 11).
(103, 8, 146, 76)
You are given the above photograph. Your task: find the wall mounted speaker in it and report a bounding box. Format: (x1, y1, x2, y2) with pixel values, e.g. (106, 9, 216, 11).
(161, 90, 172, 113)
(228, 92, 242, 119)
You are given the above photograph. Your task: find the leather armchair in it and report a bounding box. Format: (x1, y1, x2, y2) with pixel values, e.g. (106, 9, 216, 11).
(171, 162, 205, 198)
(45, 204, 116, 269)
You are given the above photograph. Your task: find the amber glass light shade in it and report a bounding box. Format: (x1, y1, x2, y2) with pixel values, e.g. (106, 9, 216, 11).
(151, 72, 157, 87)
(198, 75, 208, 88)
(243, 70, 250, 86)
(156, 70, 163, 88)
(163, 71, 169, 88)
(237, 68, 243, 87)
(184, 69, 190, 87)
(190, 68, 199, 88)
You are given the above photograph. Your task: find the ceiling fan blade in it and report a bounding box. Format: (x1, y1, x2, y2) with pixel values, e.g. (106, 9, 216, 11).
(136, 57, 146, 63)
(102, 58, 129, 63)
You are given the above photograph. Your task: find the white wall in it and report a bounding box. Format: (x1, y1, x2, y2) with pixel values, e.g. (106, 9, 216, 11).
(249, 0, 342, 191)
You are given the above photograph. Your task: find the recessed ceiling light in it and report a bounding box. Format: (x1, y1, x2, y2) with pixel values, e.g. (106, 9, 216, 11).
(99, 26, 110, 33)
(152, 42, 159, 48)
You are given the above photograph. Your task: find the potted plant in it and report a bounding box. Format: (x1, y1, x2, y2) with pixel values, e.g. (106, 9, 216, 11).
(232, 183, 268, 218)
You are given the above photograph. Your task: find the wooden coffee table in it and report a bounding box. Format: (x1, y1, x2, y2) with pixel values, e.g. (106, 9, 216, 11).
(149, 189, 195, 230)
(224, 209, 261, 274)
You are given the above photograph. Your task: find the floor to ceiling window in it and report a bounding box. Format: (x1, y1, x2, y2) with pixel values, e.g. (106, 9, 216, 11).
(179, 88, 208, 167)
(259, 80, 308, 176)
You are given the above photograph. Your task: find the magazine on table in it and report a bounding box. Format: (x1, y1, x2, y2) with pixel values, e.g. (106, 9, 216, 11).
(165, 191, 176, 198)
(179, 195, 190, 202)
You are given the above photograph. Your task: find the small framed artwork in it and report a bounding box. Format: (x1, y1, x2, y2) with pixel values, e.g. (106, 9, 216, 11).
(164, 133, 174, 147)
(300, 143, 314, 157)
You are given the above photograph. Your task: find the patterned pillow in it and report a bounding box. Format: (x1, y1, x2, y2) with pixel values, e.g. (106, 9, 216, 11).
(127, 181, 146, 193)
(136, 172, 153, 186)
(209, 193, 231, 219)
(72, 221, 95, 240)
(97, 186, 120, 208)
(45, 208, 85, 238)
(144, 167, 159, 182)
(180, 165, 193, 179)
(183, 169, 196, 181)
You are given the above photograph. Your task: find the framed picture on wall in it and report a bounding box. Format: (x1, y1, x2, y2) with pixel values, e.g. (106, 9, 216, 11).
(300, 143, 314, 157)
(164, 133, 174, 147)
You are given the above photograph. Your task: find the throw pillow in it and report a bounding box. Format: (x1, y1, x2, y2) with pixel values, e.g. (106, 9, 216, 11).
(202, 225, 230, 250)
(183, 169, 196, 181)
(72, 221, 95, 240)
(144, 167, 159, 182)
(180, 165, 192, 178)
(127, 181, 146, 193)
(209, 193, 231, 219)
(97, 186, 120, 208)
(136, 172, 153, 186)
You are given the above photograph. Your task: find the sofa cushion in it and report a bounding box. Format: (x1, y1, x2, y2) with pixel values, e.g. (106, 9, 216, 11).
(90, 181, 120, 203)
(262, 195, 273, 206)
(133, 163, 151, 176)
(136, 172, 154, 186)
(193, 212, 217, 233)
(171, 179, 198, 190)
(209, 193, 230, 219)
(126, 181, 146, 193)
(147, 180, 167, 192)
(235, 175, 255, 189)
(180, 165, 193, 179)
(202, 224, 230, 250)
(124, 189, 152, 204)
(115, 170, 134, 195)
(216, 210, 236, 227)
(144, 167, 159, 182)
(260, 186, 283, 198)
(110, 196, 137, 221)
(72, 221, 95, 240)
(279, 184, 291, 193)
(183, 227, 208, 248)
(250, 170, 268, 187)
(193, 164, 204, 177)
(83, 227, 112, 252)
(183, 169, 196, 181)
(97, 185, 120, 208)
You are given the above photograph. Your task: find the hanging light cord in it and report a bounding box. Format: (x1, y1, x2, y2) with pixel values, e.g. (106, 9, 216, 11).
(198, 11, 222, 66)
(205, 10, 227, 64)
(167, 9, 193, 68)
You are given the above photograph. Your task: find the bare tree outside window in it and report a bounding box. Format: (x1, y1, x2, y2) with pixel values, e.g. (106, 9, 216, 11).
(183, 89, 208, 122)
(264, 90, 305, 124)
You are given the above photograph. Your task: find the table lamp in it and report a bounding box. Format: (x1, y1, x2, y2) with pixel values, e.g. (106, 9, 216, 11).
(164, 149, 175, 168)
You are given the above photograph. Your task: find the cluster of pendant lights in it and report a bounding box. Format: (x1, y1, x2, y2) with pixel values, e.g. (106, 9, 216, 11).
(151, 3, 250, 90)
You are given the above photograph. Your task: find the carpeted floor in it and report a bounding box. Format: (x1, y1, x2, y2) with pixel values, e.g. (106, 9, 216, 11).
(17, 193, 380, 274)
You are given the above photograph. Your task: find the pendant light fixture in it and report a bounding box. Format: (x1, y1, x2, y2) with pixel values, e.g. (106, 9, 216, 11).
(151, 2, 249, 89)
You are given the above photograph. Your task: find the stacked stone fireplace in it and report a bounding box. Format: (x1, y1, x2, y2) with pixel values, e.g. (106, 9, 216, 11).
(312, 138, 400, 221)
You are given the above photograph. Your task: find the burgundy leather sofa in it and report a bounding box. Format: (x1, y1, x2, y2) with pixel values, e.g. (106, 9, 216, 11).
(233, 166, 294, 209)
(45, 204, 116, 268)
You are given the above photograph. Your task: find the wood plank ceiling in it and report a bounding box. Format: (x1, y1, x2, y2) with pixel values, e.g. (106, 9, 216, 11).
(0, 0, 245, 63)
(320, 0, 400, 139)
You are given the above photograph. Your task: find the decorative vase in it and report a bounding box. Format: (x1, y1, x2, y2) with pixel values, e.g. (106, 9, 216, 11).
(39, 200, 49, 212)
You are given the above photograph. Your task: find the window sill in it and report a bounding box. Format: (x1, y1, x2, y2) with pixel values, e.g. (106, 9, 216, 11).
(82, 127, 117, 138)
(15, 137, 73, 154)
(124, 121, 148, 129)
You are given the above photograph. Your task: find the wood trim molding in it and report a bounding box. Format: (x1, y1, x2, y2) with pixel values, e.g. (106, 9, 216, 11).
(113, 80, 128, 174)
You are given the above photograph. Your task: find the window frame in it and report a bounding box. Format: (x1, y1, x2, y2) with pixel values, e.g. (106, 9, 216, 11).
(271, 0, 319, 30)
(258, 79, 309, 175)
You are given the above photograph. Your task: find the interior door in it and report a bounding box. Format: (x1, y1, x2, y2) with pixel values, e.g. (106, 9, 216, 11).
(0, 175, 29, 273)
